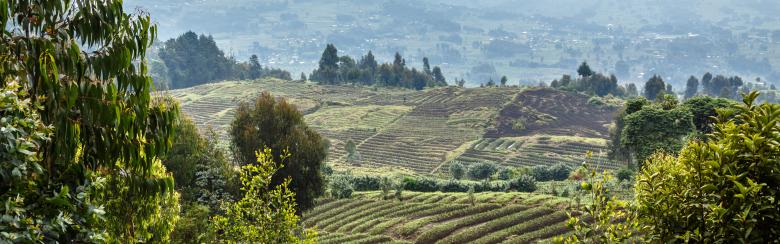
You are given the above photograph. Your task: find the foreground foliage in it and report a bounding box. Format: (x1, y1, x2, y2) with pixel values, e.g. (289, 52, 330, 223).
(212, 148, 316, 243)
(635, 92, 780, 242)
(562, 92, 780, 243)
(1, 0, 179, 241)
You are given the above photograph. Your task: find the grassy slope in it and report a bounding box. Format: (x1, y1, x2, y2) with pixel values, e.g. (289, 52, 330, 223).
(169, 78, 626, 175)
(304, 191, 573, 244)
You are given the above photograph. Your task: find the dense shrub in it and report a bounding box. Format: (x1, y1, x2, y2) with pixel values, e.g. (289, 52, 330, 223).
(635, 92, 780, 242)
(449, 161, 465, 180)
(548, 163, 573, 181)
(467, 162, 499, 180)
(530, 165, 551, 181)
(349, 175, 383, 191)
(615, 167, 634, 182)
(508, 175, 537, 192)
(497, 167, 513, 180)
(531, 163, 572, 181)
(402, 177, 439, 192)
(439, 180, 470, 192)
(330, 176, 354, 199)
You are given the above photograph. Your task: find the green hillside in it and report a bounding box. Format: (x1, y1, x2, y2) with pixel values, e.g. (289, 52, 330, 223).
(304, 191, 573, 244)
(169, 78, 626, 174)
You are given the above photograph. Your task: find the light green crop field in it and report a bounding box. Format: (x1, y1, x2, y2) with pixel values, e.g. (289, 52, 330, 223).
(169, 78, 628, 175)
(304, 191, 573, 244)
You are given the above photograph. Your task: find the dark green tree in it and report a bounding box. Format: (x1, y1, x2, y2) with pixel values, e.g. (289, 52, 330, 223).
(159, 31, 235, 88)
(577, 61, 594, 77)
(701, 72, 713, 94)
(684, 76, 699, 99)
(229, 92, 327, 212)
(432, 66, 447, 86)
(644, 75, 666, 100)
(500, 76, 508, 87)
(423, 57, 432, 75)
(248, 54, 262, 79)
(316, 44, 340, 84)
(681, 96, 735, 134)
(620, 104, 694, 164)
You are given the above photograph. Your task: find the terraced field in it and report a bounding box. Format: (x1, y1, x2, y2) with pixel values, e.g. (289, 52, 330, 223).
(304, 191, 572, 244)
(451, 135, 624, 172)
(170, 79, 626, 174)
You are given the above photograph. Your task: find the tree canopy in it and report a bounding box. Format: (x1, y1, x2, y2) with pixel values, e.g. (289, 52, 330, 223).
(610, 94, 734, 164)
(551, 63, 624, 97)
(644, 75, 666, 100)
(310, 44, 447, 90)
(229, 92, 327, 212)
(158, 31, 290, 89)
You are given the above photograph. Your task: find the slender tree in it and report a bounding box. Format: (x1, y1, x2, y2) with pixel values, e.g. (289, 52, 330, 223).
(684, 76, 699, 99)
(626, 83, 639, 97)
(423, 57, 432, 75)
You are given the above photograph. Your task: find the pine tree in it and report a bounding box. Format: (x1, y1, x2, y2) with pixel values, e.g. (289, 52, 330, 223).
(684, 76, 699, 99)
(702, 72, 713, 95)
(500, 76, 508, 87)
(432, 66, 447, 86)
(423, 57, 432, 75)
(317, 44, 340, 84)
(644, 75, 666, 100)
(248, 54, 262, 79)
(627, 83, 639, 97)
(577, 61, 594, 77)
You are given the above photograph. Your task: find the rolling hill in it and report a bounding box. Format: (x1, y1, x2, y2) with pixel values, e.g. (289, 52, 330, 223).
(168, 78, 626, 175)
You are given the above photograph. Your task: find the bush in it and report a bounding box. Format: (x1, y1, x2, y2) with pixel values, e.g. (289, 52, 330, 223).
(615, 167, 634, 182)
(473, 180, 509, 193)
(449, 161, 465, 180)
(349, 175, 382, 191)
(403, 177, 439, 192)
(530, 165, 552, 181)
(509, 175, 537, 192)
(467, 162, 498, 180)
(497, 167, 513, 180)
(439, 180, 470, 192)
(549, 163, 573, 181)
(330, 176, 354, 199)
(532, 163, 572, 181)
(634, 92, 780, 242)
(172, 204, 215, 243)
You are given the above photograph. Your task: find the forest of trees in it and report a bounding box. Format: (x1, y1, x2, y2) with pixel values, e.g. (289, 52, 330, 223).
(310, 44, 448, 90)
(158, 31, 291, 89)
